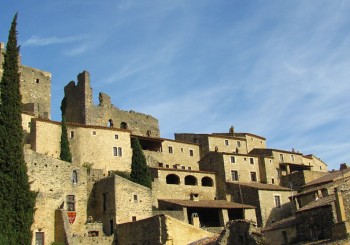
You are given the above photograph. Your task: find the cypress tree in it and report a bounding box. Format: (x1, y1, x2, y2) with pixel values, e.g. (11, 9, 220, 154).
(0, 14, 36, 244)
(130, 138, 152, 188)
(60, 96, 72, 162)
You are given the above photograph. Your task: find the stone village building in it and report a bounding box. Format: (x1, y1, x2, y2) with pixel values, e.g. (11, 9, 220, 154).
(1, 42, 349, 244)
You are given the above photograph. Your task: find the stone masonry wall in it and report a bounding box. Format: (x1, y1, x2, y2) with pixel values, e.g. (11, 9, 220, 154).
(151, 168, 217, 207)
(64, 71, 160, 137)
(25, 148, 88, 245)
(115, 214, 213, 245)
(115, 175, 152, 223)
(296, 204, 336, 241)
(0, 43, 51, 118)
(20, 65, 51, 118)
(31, 118, 132, 174)
(148, 139, 200, 170)
(88, 175, 152, 235)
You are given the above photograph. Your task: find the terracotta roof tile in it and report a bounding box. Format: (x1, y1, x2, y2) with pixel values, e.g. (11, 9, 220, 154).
(158, 199, 255, 209)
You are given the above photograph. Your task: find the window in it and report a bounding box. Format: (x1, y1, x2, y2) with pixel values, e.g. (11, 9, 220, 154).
(269, 159, 272, 163)
(72, 170, 78, 184)
(230, 156, 236, 164)
(181, 166, 185, 170)
(168, 146, 173, 154)
(274, 195, 281, 208)
(35, 78, 40, 83)
(224, 139, 229, 146)
(184, 175, 197, 185)
(132, 216, 137, 222)
(35, 232, 44, 245)
(115, 134, 118, 139)
(113, 147, 123, 157)
(70, 131, 74, 139)
(231, 170, 239, 181)
(201, 177, 214, 187)
(133, 195, 138, 203)
(189, 149, 194, 156)
(165, 164, 169, 168)
(250, 158, 254, 165)
(166, 174, 180, 184)
(158, 163, 164, 167)
(67, 195, 75, 211)
(188, 167, 192, 170)
(279, 154, 284, 161)
(320, 166, 322, 170)
(244, 158, 247, 161)
(250, 172, 257, 182)
(103, 193, 108, 211)
(92, 131, 96, 136)
(291, 155, 294, 162)
(181, 148, 184, 152)
(237, 141, 241, 147)
(271, 178, 275, 184)
(109, 219, 114, 235)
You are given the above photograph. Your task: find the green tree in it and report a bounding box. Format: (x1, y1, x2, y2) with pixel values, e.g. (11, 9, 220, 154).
(60, 96, 72, 162)
(0, 14, 36, 244)
(130, 138, 152, 188)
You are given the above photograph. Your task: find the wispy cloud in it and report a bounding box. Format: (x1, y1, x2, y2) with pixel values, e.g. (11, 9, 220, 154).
(22, 35, 87, 46)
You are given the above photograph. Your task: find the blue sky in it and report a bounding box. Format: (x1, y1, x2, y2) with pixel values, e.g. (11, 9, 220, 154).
(1, 1, 350, 170)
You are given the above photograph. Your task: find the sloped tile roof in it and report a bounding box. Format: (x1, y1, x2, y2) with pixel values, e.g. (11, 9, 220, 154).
(262, 216, 296, 231)
(303, 168, 350, 187)
(159, 199, 255, 209)
(296, 194, 335, 213)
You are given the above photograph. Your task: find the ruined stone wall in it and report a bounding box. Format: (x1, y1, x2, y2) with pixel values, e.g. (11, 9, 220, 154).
(64, 71, 160, 137)
(150, 168, 217, 207)
(30, 119, 132, 173)
(25, 149, 88, 245)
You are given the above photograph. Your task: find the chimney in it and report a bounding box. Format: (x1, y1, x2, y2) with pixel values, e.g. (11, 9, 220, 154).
(229, 126, 235, 135)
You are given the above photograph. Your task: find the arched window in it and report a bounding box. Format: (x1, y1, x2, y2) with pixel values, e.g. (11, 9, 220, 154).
(72, 170, 78, 184)
(184, 175, 197, 186)
(166, 174, 180, 184)
(201, 176, 213, 187)
(120, 122, 128, 129)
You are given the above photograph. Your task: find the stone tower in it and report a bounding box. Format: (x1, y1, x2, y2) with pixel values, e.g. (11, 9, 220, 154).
(64, 70, 160, 137)
(0, 42, 51, 118)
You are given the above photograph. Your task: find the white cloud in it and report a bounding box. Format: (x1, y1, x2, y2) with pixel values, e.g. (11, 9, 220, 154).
(22, 35, 86, 46)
